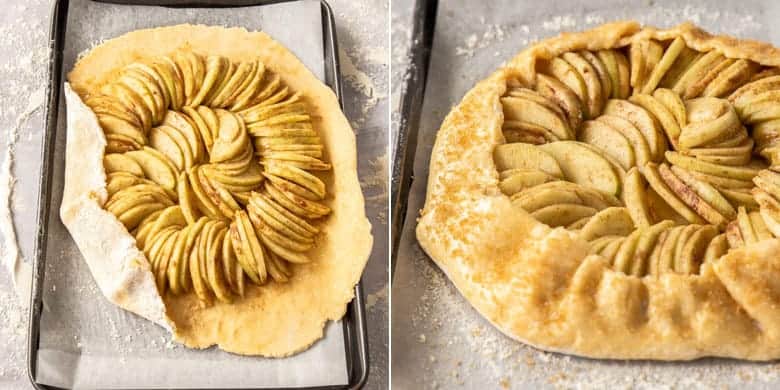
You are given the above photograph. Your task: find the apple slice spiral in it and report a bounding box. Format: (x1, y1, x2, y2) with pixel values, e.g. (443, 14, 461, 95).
(87, 47, 331, 305)
(494, 40, 780, 277)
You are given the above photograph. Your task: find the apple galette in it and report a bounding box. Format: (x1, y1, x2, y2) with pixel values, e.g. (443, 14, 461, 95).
(60, 25, 372, 356)
(417, 21, 780, 360)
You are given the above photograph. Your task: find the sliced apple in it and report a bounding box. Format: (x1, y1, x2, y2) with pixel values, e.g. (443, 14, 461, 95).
(501, 95, 572, 140)
(686, 58, 737, 100)
(725, 220, 745, 249)
(513, 186, 582, 212)
(603, 99, 665, 161)
(502, 121, 556, 144)
(536, 73, 584, 129)
(672, 224, 700, 273)
(736, 206, 758, 244)
(679, 98, 744, 149)
(687, 137, 753, 158)
(753, 119, 780, 153)
(97, 114, 146, 145)
(643, 162, 705, 224)
(249, 192, 318, 238)
(531, 203, 598, 227)
(755, 188, 780, 237)
(652, 88, 687, 128)
(163, 110, 205, 164)
(729, 75, 780, 112)
(658, 163, 727, 228)
(521, 180, 620, 209)
(153, 57, 185, 110)
(684, 168, 755, 189)
(580, 51, 612, 108)
(703, 59, 761, 98)
(542, 57, 590, 118)
(589, 235, 623, 254)
(104, 153, 144, 177)
(629, 39, 663, 95)
(677, 224, 718, 274)
(596, 50, 620, 99)
(493, 143, 563, 177)
(600, 237, 626, 264)
(498, 170, 555, 196)
(579, 207, 635, 241)
(666, 151, 763, 181)
(629, 93, 681, 149)
(596, 114, 652, 166)
(125, 147, 178, 194)
(659, 46, 700, 89)
(563, 52, 604, 117)
(721, 188, 760, 211)
(265, 182, 331, 219)
(672, 51, 727, 99)
(614, 51, 631, 99)
(702, 233, 729, 264)
(646, 229, 667, 276)
(611, 228, 642, 274)
(116, 71, 161, 125)
(100, 82, 152, 131)
(538, 141, 621, 195)
(567, 217, 591, 230)
(230, 60, 266, 112)
(578, 120, 635, 170)
(630, 220, 675, 276)
(622, 167, 652, 228)
(670, 165, 736, 221)
(749, 210, 774, 241)
(656, 225, 684, 274)
(641, 37, 686, 94)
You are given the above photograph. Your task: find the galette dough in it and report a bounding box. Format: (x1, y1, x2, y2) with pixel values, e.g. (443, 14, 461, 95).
(61, 24, 373, 357)
(416, 21, 780, 360)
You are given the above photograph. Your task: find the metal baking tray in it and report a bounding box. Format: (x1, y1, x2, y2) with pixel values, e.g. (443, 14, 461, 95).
(28, 0, 368, 389)
(390, 0, 437, 277)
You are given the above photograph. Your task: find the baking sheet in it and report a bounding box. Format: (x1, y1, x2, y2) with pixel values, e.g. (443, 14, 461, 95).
(392, 0, 780, 388)
(35, 0, 350, 388)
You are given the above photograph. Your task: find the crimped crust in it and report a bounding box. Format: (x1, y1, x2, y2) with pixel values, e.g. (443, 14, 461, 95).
(417, 21, 780, 360)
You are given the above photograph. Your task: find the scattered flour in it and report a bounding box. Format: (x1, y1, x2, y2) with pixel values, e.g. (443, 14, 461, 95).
(1, 86, 45, 304)
(366, 283, 388, 309)
(362, 152, 389, 193)
(339, 47, 388, 129)
(455, 24, 506, 58)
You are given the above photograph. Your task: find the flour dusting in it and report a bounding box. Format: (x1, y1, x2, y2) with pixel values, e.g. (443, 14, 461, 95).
(455, 24, 506, 58)
(1, 86, 45, 303)
(339, 47, 387, 130)
(366, 283, 388, 309)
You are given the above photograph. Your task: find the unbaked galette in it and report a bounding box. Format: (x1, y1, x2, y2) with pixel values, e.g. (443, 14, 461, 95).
(417, 21, 780, 360)
(60, 25, 372, 357)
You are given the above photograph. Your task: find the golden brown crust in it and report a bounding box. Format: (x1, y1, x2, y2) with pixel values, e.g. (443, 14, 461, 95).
(417, 22, 780, 360)
(62, 24, 372, 356)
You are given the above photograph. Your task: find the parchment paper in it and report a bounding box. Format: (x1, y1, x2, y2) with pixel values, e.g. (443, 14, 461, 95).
(36, 0, 350, 388)
(392, 0, 780, 388)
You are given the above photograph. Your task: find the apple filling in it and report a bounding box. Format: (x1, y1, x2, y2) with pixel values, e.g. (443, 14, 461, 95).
(494, 39, 780, 277)
(87, 48, 331, 305)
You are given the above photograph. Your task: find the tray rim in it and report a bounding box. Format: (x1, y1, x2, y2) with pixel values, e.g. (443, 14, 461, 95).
(390, 0, 437, 279)
(26, 0, 369, 389)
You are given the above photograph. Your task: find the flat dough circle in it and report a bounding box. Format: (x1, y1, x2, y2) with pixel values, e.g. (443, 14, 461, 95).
(62, 24, 372, 356)
(417, 21, 780, 360)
